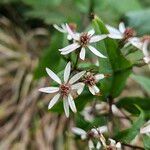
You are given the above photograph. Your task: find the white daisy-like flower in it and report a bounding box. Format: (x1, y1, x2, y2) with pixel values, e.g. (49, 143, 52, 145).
(39, 62, 85, 117)
(127, 36, 150, 64)
(53, 23, 77, 40)
(82, 72, 105, 95)
(81, 102, 109, 122)
(106, 22, 136, 42)
(59, 24, 107, 60)
(72, 126, 107, 150)
(108, 139, 122, 150)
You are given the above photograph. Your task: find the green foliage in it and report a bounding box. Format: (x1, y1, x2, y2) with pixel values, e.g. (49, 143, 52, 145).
(107, 0, 142, 14)
(115, 108, 145, 143)
(92, 16, 132, 98)
(34, 33, 64, 79)
(117, 97, 150, 118)
(125, 9, 150, 35)
(131, 74, 150, 94)
(143, 135, 150, 150)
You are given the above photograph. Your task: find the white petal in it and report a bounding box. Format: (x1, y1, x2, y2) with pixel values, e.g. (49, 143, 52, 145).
(88, 45, 107, 58)
(59, 43, 80, 52)
(88, 29, 95, 36)
(69, 71, 86, 84)
(93, 85, 100, 94)
(68, 94, 77, 113)
(97, 126, 108, 133)
(39, 87, 59, 93)
(71, 82, 85, 90)
(140, 123, 150, 134)
(96, 141, 101, 149)
(142, 41, 149, 56)
(143, 56, 150, 64)
(81, 134, 87, 140)
(90, 35, 107, 43)
(72, 82, 85, 95)
(53, 24, 66, 33)
(72, 127, 87, 136)
(88, 140, 95, 150)
(95, 74, 105, 82)
(106, 25, 121, 35)
(66, 24, 79, 40)
(48, 93, 60, 109)
(67, 34, 72, 40)
(91, 128, 98, 135)
(64, 62, 71, 83)
(61, 48, 78, 55)
(116, 142, 121, 149)
(109, 139, 116, 146)
(80, 47, 86, 60)
(61, 24, 67, 31)
(119, 22, 126, 33)
(128, 37, 142, 49)
(63, 98, 70, 117)
(88, 86, 96, 95)
(77, 86, 85, 95)
(108, 34, 123, 39)
(46, 68, 61, 84)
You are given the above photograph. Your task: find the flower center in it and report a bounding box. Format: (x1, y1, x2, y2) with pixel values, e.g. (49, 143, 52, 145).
(87, 130, 95, 139)
(59, 84, 71, 97)
(83, 74, 96, 86)
(79, 33, 90, 47)
(123, 28, 136, 40)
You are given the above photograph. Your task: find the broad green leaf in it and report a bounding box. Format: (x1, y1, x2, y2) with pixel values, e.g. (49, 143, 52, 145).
(34, 33, 64, 79)
(110, 69, 131, 97)
(125, 9, 150, 35)
(74, 0, 90, 13)
(117, 97, 150, 118)
(115, 108, 145, 143)
(131, 74, 150, 94)
(107, 0, 142, 14)
(143, 135, 150, 150)
(22, 0, 62, 8)
(92, 16, 132, 98)
(25, 10, 66, 24)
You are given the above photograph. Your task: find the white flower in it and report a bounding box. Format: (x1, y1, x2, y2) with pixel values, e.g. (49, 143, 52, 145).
(72, 126, 107, 150)
(127, 36, 150, 64)
(82, 72, 105, 95)
(53, 23, 76, 40)
(82, 102, 109, 122)
(39, 62, 85, 117)
(109, 139, 122, 150)
(59, 24, 107, 60)
(140, 120, 150, 135)
(106, 22, 136, 42)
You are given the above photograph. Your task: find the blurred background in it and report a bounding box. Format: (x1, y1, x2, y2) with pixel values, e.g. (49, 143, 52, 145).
(0, 0, 150, 149)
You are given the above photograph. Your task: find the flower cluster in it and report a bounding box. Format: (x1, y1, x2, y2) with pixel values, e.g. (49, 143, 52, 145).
(106, 22, 150, 64)
(39, 22, 149, 118)
(71, 126, 121, 150)
(39, 23, 108, 117)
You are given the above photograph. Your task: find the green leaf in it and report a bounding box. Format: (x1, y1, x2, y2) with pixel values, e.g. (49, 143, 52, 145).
(125, 9, 150, 35)
(143, 135, 150, 150)
(34, 33, 64, 79)
(117, 97, 150, 118)
(110, 69, 131, 97)
(92, 16, 132, 98)
(115, 108, 145, 143)
(107, 0, 142, 14)
(131, 74, 150, 94)
(25, 10, 66, 24)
